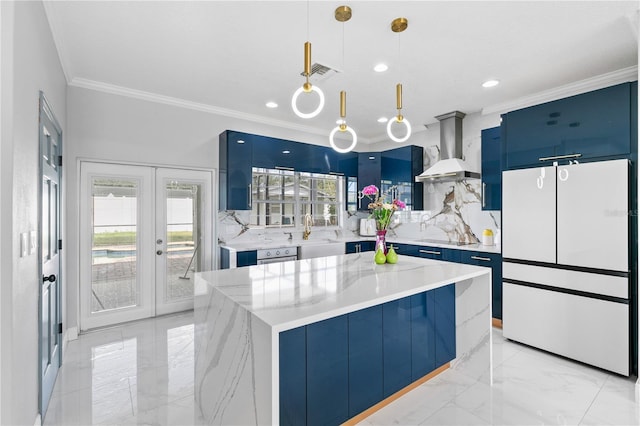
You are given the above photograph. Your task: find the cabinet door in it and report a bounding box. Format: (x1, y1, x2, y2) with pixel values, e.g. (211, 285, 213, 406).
(502, 166, 557, 263)
(280, 327, 306, 426)
(306, 316, 349, 425)
(459, 251, 503, 319)
(219, 131, 253, 210)
(358, 153, 381, 211)
(236, 250, 257, 267)
(434, 284, 456, 367)
(410, 292, 436, 380)
(481, 127, 502, 210)
(392, 243, 419, 257)
(348, 305, 383, 417)
(557, 160, 628, 272)
(345, 242, 359, 254)
(382, 297, 412, 397)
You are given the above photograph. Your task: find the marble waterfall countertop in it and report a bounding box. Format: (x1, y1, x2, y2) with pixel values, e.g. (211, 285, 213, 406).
(196, 252, 491, 331)
(195, 253, 493, 425)
(220, 235, 502, 254)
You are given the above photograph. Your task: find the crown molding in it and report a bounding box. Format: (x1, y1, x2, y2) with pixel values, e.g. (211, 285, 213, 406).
(68, 77, 372, 142)
(482, 66, 638, 116)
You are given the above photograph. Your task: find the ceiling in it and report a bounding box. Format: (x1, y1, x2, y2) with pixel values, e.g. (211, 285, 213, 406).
(44, 1, 639, 144)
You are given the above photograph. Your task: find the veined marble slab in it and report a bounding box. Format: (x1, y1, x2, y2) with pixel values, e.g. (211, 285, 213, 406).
(195, 254, 492, 425)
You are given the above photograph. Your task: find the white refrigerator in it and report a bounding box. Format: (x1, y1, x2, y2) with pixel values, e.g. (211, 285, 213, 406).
(502, 159, 630, 376)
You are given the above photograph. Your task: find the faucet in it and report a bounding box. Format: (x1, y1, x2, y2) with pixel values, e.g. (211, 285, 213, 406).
(420, 214, 430, 232)
(303, 213, 312, 240)
(284, 232, 293, 242)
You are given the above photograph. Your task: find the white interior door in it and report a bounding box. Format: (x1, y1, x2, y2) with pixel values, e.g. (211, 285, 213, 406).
(80, 163, 213, 330)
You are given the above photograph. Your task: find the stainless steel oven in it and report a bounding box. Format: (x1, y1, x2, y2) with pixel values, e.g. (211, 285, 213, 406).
(256, 247, 298, 265)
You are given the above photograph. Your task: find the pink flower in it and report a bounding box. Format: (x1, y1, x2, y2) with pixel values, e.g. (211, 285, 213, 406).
(393, 199, 406, 209)
(361, 185, 379, 196)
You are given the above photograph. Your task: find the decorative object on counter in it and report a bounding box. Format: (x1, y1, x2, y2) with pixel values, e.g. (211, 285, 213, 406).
(386, 244, 398, 264)
(359, 184, 406, 254)
(303, 213, 313, 240)
(386, 18, 412, 143)
(482, 229, 494, 246)
(374, 246, 387, 264)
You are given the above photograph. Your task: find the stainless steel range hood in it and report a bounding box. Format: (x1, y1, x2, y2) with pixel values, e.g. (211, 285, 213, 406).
(415, 111, 480, 182)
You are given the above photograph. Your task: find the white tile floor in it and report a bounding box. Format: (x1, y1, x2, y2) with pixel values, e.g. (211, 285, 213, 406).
(45, 311, 640, 425)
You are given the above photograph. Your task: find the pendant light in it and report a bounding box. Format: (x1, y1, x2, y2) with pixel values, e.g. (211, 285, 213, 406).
(386, 17, 412, 143)
(291, 2, 325, 119)
(329, 5, 357, 153)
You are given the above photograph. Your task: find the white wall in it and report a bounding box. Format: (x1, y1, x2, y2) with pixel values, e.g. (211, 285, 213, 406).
(1, 1, 67, 424)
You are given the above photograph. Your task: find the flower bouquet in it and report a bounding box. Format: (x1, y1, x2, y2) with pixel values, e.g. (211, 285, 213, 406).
(360, 185, 405, 254)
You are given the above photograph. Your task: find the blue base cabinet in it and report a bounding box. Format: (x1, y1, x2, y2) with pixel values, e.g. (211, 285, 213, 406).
(348, 305, 383, 417)
(382, 297, 412, 397)
(279, 286, 456, 425)
(345, 241, 376, 254)
(459, 251, 503, 319)
(434, 284, 456, 367)
(220, 247, 257, 269)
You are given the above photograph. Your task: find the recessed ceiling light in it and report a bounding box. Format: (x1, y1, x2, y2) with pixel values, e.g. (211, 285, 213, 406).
(282, 150, 290, 154)
(266, 101, 278, 108)
(237, 140, 245, 144)
(482, 80, 500, 88)
(374, 63, 388, 73)
(377, 117, 388, 123)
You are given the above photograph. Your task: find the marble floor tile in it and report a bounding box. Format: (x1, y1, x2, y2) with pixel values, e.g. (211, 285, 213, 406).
(44, 313, 640, 426)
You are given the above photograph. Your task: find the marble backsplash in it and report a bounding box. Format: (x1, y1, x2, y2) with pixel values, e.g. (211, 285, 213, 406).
(217, 179, 500, 247)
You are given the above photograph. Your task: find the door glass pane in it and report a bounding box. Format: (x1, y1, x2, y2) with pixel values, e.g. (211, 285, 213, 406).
(164, 181, 201, 302)
(42, 178, 51, 261)
(91, 178, 138, 313)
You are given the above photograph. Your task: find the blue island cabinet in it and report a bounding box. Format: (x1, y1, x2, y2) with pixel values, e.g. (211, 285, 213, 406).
(278, 286, 456, 425)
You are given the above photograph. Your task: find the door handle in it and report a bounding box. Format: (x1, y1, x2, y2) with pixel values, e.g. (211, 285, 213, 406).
(156, 250, 163, 255)
(43, 274, 56, 283)
(248, 183, 252, 209)
(482, 182, 486, 208)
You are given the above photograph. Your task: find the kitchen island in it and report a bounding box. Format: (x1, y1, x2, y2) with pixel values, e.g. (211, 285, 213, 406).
(194, 253, 492, 425)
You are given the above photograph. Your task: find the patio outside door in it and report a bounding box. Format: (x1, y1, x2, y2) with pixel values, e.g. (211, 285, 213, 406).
(79, 162, 213, 330)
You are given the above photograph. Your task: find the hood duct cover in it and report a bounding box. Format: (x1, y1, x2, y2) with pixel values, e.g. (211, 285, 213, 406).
(416, 111, 480, 182)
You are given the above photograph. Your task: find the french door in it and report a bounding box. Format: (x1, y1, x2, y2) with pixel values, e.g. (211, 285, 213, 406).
(79, 162, 213, 330)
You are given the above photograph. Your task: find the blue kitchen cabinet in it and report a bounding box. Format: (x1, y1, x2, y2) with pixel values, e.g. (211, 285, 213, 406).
(219, 131, 253, 210)
(279, 327, 306, 426)
(382, 297, 412, 397)
(390, 243, 419, 257)
(503, 82, 634, 169)
(417, 246, 460, 263)
(481, 127, 502, 210)
(348, 305, 384, 417)
(459, 251, 503, 320)
(358, 152, 381, 210)
(410, 291, 436, 380)
(306, 315, 349, 425)
(345, 241, 375, 254)
(252, 135, 301, 171)
(434, 284, 456, 367)
(381, 145, 424, 210)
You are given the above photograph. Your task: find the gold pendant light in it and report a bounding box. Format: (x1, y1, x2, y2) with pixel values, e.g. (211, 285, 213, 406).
(329, 6, 357, 153)
(387, 17, 412, 143)
(291, 3, 325, 119)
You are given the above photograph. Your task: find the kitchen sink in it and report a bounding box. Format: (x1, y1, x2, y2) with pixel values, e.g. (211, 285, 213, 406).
(298, 241, 344, 259)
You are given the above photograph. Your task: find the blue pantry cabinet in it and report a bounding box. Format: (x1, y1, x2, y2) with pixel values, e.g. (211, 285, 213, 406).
(481, 127, 502, 210)
(219, 131, 253, 211)
(502, 82, 635, 169)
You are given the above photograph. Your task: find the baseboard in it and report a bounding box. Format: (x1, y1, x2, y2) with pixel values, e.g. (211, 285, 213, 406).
(492, 318, 503, 329)
(62, 326, 78, 356)
(341, 362, 450, 425)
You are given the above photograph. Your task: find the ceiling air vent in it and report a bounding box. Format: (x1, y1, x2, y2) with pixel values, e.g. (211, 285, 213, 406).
(301, 63, 340, 82)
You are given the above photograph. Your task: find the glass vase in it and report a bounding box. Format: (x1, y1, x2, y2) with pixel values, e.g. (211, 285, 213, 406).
(375, 229, 387, 255)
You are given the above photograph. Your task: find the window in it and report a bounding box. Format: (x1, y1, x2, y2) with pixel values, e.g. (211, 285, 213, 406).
(250, 168, 343, 227)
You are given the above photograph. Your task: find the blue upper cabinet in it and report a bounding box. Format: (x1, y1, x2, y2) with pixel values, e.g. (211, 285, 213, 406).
(503, 82, 634, 169)
(481, 127, 502, 211)
(219, 131, 253, 210)
(381, 145, 424, 211)
(357, 152, 381, 210)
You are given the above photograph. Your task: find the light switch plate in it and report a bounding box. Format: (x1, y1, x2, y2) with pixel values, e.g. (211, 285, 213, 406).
(20, 232, 28, 257)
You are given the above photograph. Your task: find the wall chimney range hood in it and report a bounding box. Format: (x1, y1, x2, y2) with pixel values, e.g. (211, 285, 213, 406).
(415, 111, 480, 182)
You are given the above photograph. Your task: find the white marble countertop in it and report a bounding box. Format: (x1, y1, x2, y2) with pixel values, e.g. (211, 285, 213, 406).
(220, 236, 502, 254)
(196, 253, 490, 332)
